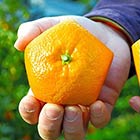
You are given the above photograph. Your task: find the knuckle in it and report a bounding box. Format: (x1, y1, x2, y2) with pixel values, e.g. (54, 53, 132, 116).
(64, 126, 77, 133)
(38, 124, 58, 140)
(17, 22, 32, 35)
(64, 131, 85, 140)
(18, 22, 28, 30)
(63, 124, 85, 136)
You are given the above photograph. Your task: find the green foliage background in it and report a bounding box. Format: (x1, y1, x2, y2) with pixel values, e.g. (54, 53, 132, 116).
(0, 0, 139, 140)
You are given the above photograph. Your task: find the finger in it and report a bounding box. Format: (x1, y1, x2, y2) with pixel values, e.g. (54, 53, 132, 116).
(90, 87, 118, 129)
(63, 106, 85, 140)
(90, 100, 112, 128)
(78, 105, 90, 131)
(98, 85, 119, 107)
(89, 84, 118, 128)
(38, 103, 64, 140)
(18, 89, 42, 124)
(129, 96, 140, 112)
(14, 17, 60, 51)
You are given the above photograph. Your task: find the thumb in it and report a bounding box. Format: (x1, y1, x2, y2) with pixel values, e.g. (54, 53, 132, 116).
(14, 17, 60, 51)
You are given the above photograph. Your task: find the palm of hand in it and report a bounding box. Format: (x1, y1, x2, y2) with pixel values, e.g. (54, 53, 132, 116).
(15, 16, 131, 140)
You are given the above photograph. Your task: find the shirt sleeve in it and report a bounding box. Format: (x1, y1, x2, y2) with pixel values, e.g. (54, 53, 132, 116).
(85, 0, 140, 45)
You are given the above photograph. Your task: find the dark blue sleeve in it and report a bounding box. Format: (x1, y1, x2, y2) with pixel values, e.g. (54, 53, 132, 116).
(85, 0, 140, 45)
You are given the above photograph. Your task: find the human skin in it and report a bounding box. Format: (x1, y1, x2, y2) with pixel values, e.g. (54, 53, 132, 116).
(14, 16, 131, 140)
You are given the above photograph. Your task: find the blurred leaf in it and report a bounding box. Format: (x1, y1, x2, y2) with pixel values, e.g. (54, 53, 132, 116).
(0, 0, 29, 31)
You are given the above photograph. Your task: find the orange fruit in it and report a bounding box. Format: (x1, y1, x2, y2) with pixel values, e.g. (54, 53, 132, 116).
(132, 39, 140, 85)
(24, 20, 114, 105)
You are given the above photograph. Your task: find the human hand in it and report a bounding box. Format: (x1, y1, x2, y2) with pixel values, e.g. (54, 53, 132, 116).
(15, 15, 131, 140)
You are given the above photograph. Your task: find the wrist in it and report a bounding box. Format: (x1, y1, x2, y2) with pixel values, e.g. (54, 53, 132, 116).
(89, 16, 133, 46)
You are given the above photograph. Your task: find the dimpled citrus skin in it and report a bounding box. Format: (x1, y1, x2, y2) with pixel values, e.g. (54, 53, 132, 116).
(132, 39, 140, 85)
(24, 20, 114, 105)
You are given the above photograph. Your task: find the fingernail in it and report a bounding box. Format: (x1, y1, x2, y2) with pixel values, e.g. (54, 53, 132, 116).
(92, 104, 103, 117)
(45, 104, 63, 120)
(65, 106, 79, 122)
(23, 103, 36, 113)
(14, 37, 24, 51)
(14, 39, 22, 51)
